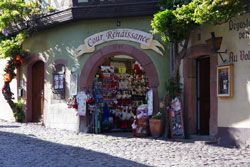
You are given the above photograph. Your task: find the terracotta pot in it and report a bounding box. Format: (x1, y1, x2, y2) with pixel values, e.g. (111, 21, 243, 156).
(149, 119, 163, 137)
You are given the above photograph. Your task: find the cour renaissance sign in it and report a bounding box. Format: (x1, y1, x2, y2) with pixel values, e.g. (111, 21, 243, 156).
(75, 29, 164, 57)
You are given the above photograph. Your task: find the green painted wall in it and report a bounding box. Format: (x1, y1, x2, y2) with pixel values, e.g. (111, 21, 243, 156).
(23, 16, 170, 99)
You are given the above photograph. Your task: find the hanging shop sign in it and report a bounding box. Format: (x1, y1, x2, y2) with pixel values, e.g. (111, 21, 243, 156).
(75, 29, 165, 57)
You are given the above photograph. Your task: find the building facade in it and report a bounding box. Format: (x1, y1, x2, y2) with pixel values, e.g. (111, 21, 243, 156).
(0, 0, 171, 133)
(181, 7, 250, 147)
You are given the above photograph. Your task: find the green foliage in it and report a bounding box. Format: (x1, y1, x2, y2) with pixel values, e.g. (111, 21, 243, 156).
(165, 78, 183, 98)
(0, 31, 28, 59)
(0, 0, 52, 114)
(159, 0, 191, 10)
(193, 0, 242, 25)
(152, 0, 243, 42)
(0, 0, 50, 59)
(13, 100, 25, 122)
(152, 112, 162, 119)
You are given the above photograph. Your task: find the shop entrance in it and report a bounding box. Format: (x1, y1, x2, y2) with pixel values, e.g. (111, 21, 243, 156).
(79, 44, 160, 133)
(197, 57, 210, 135)
(88, 55, 149, 133)
(32, 61, 44, 122)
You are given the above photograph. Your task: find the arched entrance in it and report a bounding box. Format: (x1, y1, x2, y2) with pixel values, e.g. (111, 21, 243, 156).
(24, 54, 46, 122)
(79, 44, 160, 132)
(183, 44, 218, 136)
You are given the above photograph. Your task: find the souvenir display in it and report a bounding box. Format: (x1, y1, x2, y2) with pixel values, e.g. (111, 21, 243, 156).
(89, 58, 149, 133)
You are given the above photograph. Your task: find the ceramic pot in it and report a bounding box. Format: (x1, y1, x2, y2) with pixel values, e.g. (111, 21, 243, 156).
(149, 119, 163, 137)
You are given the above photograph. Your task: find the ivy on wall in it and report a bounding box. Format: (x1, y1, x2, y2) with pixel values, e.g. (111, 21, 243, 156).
(0, 0, 52, 121)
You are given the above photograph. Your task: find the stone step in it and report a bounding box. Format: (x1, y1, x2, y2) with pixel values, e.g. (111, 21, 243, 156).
(188, 135, 218, 145)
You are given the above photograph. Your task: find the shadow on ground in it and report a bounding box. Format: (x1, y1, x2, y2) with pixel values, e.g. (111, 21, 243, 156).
(0, 131, 150, 167)
(0, 125, 21, 128)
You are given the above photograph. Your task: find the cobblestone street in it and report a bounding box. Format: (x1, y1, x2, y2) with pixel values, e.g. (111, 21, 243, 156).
(0, 120, 249, 167)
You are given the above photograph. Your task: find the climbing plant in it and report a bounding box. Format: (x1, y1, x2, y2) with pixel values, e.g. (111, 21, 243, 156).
(152, 0, 243, 79)
(0, 0, 52, 120)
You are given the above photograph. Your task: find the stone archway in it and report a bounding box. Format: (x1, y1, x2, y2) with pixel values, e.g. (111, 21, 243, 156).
(183, 44, 218, 136)
(24, 54, 46, 122)
(80, 44, 160, 114)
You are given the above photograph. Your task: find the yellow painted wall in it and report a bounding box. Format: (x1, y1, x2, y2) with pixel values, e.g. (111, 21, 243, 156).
(188, 13, 250, 129)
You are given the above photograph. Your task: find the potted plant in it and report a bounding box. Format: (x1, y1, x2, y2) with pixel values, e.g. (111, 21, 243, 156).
(149, 112, 163, 137)
(13, 100, 25, 122)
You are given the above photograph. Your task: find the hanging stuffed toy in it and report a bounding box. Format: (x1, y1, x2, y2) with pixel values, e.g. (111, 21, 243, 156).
(132, 115, 137, 136)
(99, 66, 114, 73)
(67, 96, 78, 109)
(86, 92, 94, 104)
(134, 61, 143, 77)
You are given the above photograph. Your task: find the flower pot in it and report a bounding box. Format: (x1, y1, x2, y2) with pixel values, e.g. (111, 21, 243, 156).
(149, 119, 163, 137)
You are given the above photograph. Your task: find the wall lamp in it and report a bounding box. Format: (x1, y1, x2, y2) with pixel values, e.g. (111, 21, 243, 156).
(117, 21, 121, 27)
(206, 32, 227, 63)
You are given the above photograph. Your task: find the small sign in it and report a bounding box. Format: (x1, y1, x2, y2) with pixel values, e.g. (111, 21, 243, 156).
(147, 89, 153, 116)
(76, 91, 87, 116)
(118, 67, 126, 74)
(20, 80, 24, 87)
(70, 73, 78, 96)
(169, 95, 185, 139)
(217, 64, 234, 97)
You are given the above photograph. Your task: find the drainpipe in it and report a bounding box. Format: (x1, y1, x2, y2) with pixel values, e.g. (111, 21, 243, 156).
(170, 43, 173, 77)
(170, 42, 176, 78)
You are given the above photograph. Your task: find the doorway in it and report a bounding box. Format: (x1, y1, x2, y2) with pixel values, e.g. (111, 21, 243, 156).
(88, 55, 149, 133)
(32, 61, 44, 122)
(197, 57, 210, 135)
(79, 44, 160, 133)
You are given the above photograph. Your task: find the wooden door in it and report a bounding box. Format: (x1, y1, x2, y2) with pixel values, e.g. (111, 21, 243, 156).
(198, 57, 210, 135)
(32, 61, 44, 122)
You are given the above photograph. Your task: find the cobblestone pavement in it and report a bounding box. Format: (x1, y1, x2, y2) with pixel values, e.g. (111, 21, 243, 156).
(0, 120, 249, 167)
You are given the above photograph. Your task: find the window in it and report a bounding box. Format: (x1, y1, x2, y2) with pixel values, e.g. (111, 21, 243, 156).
(53, 64, 66, 99)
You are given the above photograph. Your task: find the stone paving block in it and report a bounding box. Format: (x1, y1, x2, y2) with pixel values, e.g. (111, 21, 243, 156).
(0, 119, 250, 167)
